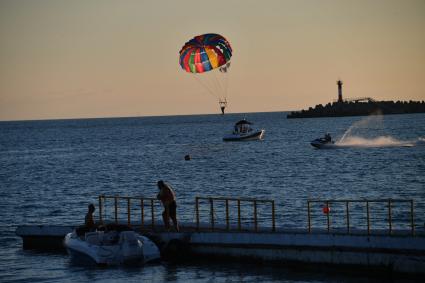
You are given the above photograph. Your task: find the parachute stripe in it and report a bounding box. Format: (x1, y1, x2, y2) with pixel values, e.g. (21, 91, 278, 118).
(205, 47, 218, 69)
(189, 52, 196, 73)
(182, 49, 192, 73)
(194, 48, 204, 73)
(180, 48, 192, 71)
(200, 48, 212, 72)
(211, 46, 226, 66)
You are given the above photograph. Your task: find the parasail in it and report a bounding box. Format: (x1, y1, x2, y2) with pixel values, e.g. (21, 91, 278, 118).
(179, 33, 232, 114)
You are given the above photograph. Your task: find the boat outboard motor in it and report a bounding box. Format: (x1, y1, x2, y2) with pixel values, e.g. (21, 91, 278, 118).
(119, 231, 143, 261)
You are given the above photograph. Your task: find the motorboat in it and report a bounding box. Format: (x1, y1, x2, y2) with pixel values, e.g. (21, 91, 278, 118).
(310, 133, 335, 149)
(223, 119, 265, 142)
(64, 225, 160, 265)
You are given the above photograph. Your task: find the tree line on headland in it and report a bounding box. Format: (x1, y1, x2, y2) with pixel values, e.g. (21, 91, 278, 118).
(287, 100, 425, 118)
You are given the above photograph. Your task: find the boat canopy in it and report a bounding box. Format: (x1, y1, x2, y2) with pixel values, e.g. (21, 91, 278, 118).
(235, 119, 253, 126)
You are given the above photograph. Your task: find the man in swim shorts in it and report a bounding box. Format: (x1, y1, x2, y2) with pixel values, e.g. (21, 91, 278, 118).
(157, 180, 180, 232)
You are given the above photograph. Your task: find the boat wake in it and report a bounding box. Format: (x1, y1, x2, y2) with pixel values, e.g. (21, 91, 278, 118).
(335, 136, 422, 148)
(330, 112, 425, 149)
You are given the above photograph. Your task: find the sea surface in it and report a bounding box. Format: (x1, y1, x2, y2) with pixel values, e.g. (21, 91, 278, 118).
(1, 112, 424, 282)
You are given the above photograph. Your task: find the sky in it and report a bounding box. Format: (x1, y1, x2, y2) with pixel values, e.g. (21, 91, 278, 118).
(1, 0, 424, 121)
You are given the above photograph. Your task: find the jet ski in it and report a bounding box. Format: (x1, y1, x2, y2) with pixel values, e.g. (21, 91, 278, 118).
(311, 133, 335, 149)
(64, 225, 160, 265)
(223, 119, 265, 142)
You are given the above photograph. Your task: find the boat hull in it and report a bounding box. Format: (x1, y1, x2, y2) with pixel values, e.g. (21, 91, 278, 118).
(223, 130, 265, 142)
(64, 231, 160, 265)
(310, 138, 336, 149)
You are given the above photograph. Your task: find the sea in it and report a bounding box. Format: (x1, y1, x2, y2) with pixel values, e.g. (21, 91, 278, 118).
(1, 112, 424, 282)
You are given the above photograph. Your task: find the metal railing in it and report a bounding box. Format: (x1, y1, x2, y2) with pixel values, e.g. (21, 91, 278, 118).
(96, 194, 418, 236)
(307, 199, 415, 235)
(195, 196, 276, 232)
(98, 195, 161, 229)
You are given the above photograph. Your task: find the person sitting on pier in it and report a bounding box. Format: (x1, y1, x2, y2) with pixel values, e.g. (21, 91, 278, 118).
(76, 203, 96, 237)
(157, 180, 180, 232)
(85, 203, 96, 230)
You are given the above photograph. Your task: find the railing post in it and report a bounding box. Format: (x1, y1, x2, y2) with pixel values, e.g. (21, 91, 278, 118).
(271, 200, 276, 232)
(366, 201, 370, 236)
(237, 199, 241, 231)
(253, 200, 258, 232)
(114, 196, 118, 224)
(326, 201, 330, 233)
(141, 199, 144, 229)
(346, 201, 350, 234)
(127, 198, 131, 227)
(388, 199, 392, 235)
(151, 199, 155, 229)
(307, 201, 311, 233)
(98, 195, 103, 224)
(196, 197, 200, 231)
(210, 198, 214, 231)
(410, 200, 415, 236)
(225, 199, 229, 231)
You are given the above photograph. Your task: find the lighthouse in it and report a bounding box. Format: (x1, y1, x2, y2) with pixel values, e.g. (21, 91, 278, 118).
(337, 80, 343, 103)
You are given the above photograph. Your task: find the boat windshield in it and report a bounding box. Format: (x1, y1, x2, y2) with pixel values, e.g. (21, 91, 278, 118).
(234, 123, 252, 134)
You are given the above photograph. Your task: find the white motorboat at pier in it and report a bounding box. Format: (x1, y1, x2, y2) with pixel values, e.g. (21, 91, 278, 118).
(223, 119, 265, 142)
(64, 225, 160, 265)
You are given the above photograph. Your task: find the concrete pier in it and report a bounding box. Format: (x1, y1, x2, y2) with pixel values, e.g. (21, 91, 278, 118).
(16, 195, 425, 274)
(172, 231, 425, 274)
(16, 224, 425, 274)
(16, 225, 74, 250)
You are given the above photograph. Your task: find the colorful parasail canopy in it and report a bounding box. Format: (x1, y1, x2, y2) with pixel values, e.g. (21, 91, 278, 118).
(179, 33, 232, 74)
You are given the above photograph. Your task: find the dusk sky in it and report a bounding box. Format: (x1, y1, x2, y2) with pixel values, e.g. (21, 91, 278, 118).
(1, 0, 424, 121)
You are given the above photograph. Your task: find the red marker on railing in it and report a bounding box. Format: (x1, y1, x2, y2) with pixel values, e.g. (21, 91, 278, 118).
(322, 205, 330, 214)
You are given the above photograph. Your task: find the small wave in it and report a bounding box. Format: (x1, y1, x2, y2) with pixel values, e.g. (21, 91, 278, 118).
(336, 136, 418, 148)
(49, 209, 63, 216)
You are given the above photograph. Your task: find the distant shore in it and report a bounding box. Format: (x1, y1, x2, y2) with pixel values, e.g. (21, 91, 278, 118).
(287, 100, 425, 119)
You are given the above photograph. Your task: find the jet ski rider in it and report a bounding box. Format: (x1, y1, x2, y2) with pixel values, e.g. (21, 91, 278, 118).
(324, 133, 332, 142)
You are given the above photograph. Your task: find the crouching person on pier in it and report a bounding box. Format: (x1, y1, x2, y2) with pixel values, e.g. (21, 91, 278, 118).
(157, 180, 180, 232)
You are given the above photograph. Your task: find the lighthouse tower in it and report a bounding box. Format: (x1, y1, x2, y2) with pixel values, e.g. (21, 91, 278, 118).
(337, 80, 343, 103)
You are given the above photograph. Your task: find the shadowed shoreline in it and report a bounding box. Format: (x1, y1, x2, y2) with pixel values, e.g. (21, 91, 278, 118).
(287, 100, 425, 118)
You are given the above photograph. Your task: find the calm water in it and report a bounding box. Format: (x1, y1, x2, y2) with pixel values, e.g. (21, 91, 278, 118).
(1, 112, 424, 282)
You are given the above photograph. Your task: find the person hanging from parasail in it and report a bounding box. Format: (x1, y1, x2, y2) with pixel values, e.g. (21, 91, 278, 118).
(219, 99, 227, 115)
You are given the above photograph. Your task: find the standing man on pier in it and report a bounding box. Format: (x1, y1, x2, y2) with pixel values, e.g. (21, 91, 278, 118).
(157, 180, 180, 232)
